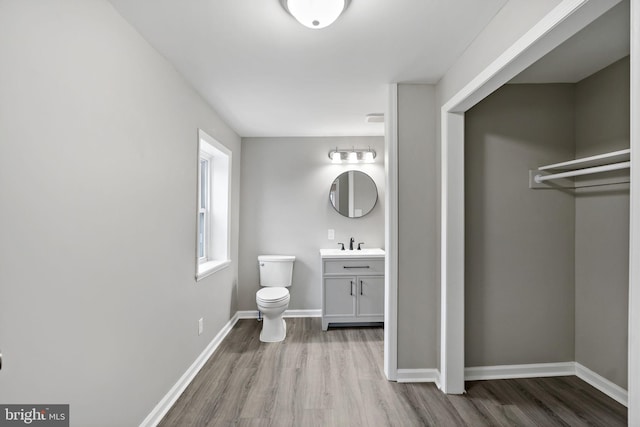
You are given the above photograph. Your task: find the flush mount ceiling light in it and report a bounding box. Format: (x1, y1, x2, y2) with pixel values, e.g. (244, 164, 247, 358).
(329, 147, 376, 164)
(280, 0, 351, 29)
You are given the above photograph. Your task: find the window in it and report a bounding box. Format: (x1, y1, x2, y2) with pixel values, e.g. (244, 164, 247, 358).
(196, 129, 231, 280)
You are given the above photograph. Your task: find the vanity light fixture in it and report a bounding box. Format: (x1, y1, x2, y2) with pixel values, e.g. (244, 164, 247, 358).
(328, 147, 376, 164)
(280, 0, 351, 29)
(330, 150, 342, 164)
(347, 150, 358, 163)
(362, 149, 375, 163)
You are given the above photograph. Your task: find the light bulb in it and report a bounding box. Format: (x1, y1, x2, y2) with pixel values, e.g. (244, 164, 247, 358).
(347, 151, 358, 163)
(331, 151, 342, 164)
(363, 151, 375, 163)
(286, 0, 345, 29)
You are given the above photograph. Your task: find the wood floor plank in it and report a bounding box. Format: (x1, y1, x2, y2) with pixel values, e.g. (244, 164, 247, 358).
(558, 375, 628, 424)
(159, 319, 627, 426)
(405, 383, 470, 427)
(518, 377, 597, 426)
(462, 381, 534, 427)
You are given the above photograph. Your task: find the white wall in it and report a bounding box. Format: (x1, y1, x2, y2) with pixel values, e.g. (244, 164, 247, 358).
(0, 1, 241, 426)
(238, 137, 384, 312)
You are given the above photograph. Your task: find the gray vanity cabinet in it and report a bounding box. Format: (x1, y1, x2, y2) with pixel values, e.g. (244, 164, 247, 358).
(320, 253, 385, 331)
(324, 277, 357, 318)
(356, 276, 384, 317)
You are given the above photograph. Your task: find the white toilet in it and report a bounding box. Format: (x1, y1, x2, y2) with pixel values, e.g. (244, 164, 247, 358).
(256, 255, 295, 342)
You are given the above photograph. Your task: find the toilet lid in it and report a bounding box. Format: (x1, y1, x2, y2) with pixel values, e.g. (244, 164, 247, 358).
(257, 287, 289, 303)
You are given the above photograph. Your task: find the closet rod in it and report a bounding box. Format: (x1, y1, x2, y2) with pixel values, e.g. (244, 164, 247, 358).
(535, 161, 630, 183)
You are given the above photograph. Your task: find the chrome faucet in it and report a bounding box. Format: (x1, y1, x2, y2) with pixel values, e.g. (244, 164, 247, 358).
(349, 237, 355, 250)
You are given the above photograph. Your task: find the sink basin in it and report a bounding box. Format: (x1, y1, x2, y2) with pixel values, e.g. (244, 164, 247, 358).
(320, 248, 385, 258)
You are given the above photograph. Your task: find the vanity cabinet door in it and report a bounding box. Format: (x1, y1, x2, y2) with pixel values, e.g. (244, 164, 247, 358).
(323, 277, 356, 317)
(356, 276, 384, 317)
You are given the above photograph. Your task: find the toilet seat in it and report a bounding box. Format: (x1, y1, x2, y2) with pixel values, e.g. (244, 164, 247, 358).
(256, 287, 289, 305)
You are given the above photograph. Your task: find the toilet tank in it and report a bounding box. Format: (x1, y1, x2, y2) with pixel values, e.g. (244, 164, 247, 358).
(258, 255, 295, 287)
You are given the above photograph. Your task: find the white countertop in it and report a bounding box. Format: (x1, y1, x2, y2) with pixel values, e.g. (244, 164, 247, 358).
(320, 248, 385, 259)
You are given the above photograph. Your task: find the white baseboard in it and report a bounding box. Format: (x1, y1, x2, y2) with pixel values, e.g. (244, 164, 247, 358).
(464, 362, 575, 381)
(236, 310, 258, 319)
(284, 309, 321, 318)
(139, 313, 239, 427)
(397, 368, 441, 387)
(464, 362, 628, 408)
(575, 362, 628, 407)
(237, 309, 321, 319)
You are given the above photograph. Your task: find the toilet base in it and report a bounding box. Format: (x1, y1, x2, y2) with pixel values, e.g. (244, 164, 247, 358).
(260, 317, 286, 343)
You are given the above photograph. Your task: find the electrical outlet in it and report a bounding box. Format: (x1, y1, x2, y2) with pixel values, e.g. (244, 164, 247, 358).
(198, 318, 204, 336)
(328, 229, 335, 240)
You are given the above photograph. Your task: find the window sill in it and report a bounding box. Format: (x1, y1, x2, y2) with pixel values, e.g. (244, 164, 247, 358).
(196, 260, 231, 281)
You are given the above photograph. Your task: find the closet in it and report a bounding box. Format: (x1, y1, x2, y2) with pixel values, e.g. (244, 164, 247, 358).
(463, 0, 630, 400)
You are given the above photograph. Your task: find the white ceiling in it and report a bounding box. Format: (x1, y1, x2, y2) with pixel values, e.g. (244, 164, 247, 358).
(107, 0, 508, 137)
(510, 0, 629, 84)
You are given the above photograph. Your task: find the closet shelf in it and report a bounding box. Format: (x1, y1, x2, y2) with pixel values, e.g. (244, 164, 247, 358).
(538, 149, 630, 171)
(529, 149, 631, 188)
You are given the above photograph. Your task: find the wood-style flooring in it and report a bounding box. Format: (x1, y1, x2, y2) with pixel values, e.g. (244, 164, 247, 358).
(159, 318, 627, 426)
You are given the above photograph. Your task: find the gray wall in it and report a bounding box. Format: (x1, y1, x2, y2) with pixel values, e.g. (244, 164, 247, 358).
(463, 58, 630, 379)
(238, 137, 384, 312)
(465, 84, 577, 366)
(0, 1, 241, 426)
(397, 85, 439, 369)
(574, 57, 630, 388)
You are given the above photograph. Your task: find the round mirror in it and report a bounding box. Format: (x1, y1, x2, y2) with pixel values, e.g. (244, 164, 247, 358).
(329, 170, 378, 218)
